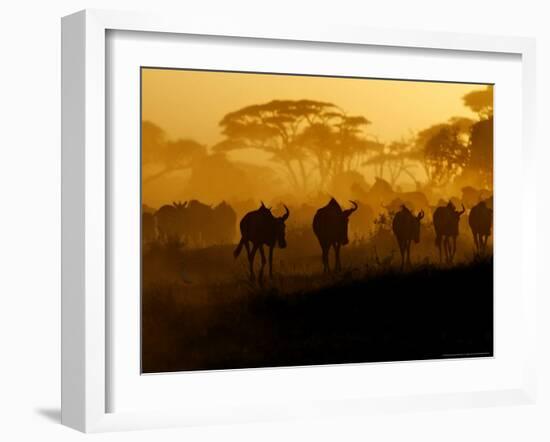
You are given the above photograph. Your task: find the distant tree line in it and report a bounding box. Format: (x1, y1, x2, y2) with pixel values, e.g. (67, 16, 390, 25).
(142, 85, 493, 197)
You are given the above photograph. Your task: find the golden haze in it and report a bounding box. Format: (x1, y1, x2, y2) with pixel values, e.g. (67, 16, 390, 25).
(141, 68, 492, 208)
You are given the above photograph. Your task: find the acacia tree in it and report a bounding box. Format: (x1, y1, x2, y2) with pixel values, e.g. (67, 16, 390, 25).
(423, 125, 469, 186)
(462, 86, 493, 119)
(215, 100, 337, 191)
(364, 139, 418, 188)
(142, 121, 207, 184)
(412, 117, 474, 188)
(142, 121, 165, 164)
(464, 116, 494, 188)
(332, 115, 376, 174)
(375, 86, 493, 191)
(295, 114, 376, 189)
(215, 100, 375, 192)
(293, 122, 335, 189)
(461, 87, 494, 188)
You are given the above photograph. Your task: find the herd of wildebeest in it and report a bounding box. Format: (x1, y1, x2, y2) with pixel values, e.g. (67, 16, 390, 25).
(142, 181, 493, 282)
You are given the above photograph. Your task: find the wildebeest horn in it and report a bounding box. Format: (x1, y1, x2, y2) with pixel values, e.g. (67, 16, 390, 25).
(260, 201, 265, 208)
(458, 204, 465, 215)
(344, 200, 358, 217)
(417, 210, 425, 220)
(280, 204, 290, 221)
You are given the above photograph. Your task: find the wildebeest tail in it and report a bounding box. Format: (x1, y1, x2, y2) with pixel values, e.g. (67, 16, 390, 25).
(234, 237, 245, 258)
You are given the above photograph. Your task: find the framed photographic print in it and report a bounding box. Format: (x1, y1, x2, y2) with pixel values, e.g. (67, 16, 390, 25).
(140, 68, 495, 373)
(61, 9, 537, 432)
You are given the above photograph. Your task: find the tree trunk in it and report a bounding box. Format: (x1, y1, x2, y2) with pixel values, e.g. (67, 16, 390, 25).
(297, 159, 308, 193)
(284, 160, 300, 190)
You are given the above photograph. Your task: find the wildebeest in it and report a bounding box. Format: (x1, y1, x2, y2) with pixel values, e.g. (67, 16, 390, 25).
(366, 177, 394, 207)
(234, 202, 290, 281)
(461, 186, 492, 209)
(399, 191, 430, 213)
(312, 198, 358, 273)
(155, 201, 187, 243)
(183, 199, 213, 246)
(142, 211, 156, 243)
(391, 205, 425, 269)
(288, 203, 317, 228)
(153, 199, 239, 246)
(211, 201, 237, 244)
(349, 201, 374, 241)
(469, 200, 493, 255)
(433, 202, 465, 263)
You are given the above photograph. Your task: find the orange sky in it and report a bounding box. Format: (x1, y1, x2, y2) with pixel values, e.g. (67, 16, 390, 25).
(141, 68, 491, 206)
(142, 68, 486, 148)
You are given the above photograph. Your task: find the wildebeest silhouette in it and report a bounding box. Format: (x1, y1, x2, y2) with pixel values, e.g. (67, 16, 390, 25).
(433, 201, 465, 263)
(391, 205, 424, 269)
(461, 186, 492, 209)
(183, 199, 214, 246)
(210, 201, 237, 244)
(469, 200, 493, 255)
(349, 201, 374, 240)
(312, 198, 358, 273)
(234, 202, 290, 281)
(142, 211, 156, 243)
(154, 199, 239, 247)
(366, 177, 394, 208)
(155, 201, 187, 243)
(288, 203, 317, 228)
(395, 192, 430, 214)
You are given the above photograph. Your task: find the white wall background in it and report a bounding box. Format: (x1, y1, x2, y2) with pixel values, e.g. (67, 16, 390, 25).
(0, 1, 547, 440)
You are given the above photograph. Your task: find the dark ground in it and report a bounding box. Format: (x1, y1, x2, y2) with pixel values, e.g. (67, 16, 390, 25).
(141, 250, 493, 373)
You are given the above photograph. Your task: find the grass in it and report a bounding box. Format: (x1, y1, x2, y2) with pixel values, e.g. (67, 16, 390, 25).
(142, 252, 493, 373)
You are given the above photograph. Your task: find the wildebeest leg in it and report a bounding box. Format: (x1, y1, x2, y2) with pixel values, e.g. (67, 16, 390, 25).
(398, 241, 405, 270)
(248, 244, 258, 281)
(258, 245, 266, 283)
(335, 243, 342, 272)
(473, 232, 480, 255)
(449, 236, 456, 263)
(321, 244, 330, 273)
(481, 234, 488, 255)
(447, 237, 453, 263)
(268, 246, 274, 278)
(406, 240, 412, 267)
(453, 236, 457, 262)
(477, 233, 485, 256)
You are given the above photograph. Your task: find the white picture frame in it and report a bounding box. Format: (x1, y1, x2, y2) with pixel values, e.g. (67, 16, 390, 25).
(61, 9, 537, 433)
